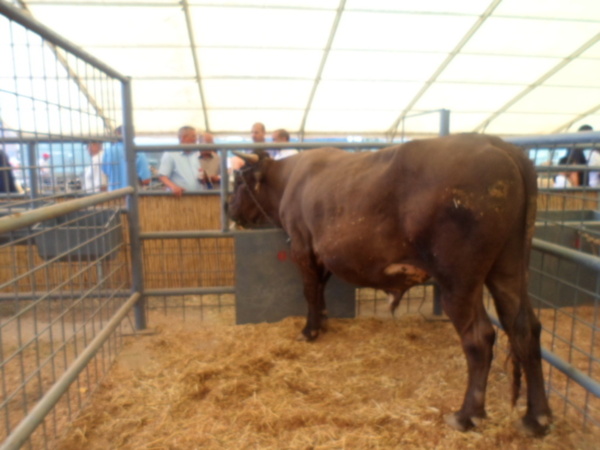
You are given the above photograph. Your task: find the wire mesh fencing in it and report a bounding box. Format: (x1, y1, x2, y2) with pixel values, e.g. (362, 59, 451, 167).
(1, 35, 122, 197)
(0, 197, 136, 449)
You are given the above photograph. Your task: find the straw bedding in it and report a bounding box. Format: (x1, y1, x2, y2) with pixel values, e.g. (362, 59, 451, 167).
(56, 315, 597, 449)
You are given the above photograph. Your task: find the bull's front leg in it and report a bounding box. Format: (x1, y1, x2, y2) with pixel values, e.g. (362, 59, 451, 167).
(299, 270, 323, 341)
(294, 253, 329, 341)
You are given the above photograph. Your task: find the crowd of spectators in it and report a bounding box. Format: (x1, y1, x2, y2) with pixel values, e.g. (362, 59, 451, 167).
(2, 123, 599, 195)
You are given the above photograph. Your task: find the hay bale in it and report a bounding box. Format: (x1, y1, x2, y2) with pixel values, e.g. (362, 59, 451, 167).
(56, 315, 597, 449)
(138, 195, 222, 232)
(137, 195, 234, 288)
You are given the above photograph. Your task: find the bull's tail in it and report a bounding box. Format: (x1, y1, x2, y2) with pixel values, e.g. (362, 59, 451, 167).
(511, 353, 522, 406)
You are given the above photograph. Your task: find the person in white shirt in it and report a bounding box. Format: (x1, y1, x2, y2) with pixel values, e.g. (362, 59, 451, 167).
(158, 126, 214, 196)
(251, 122, 266, 145)
(271, 128, 298, 160)
(83, 141, 107, 192)
(198, 132, 221, 188)
(39, 152, 52, 191)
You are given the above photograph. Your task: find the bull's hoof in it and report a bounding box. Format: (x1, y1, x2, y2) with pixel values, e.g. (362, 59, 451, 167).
(296, 333, 309, 342)
(297, 328, 319, 342)
(444, 412, 484, 432)
(518, 414, 551, 437)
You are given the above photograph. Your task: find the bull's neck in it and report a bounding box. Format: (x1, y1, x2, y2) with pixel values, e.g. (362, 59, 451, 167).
(262, 160, 289, 226)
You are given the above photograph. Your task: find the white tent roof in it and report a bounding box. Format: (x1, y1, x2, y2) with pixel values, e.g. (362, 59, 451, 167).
(4, 0, 600, 137)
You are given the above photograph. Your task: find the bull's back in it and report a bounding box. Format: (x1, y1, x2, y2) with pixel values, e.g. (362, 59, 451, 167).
(287, 134, 531, 223)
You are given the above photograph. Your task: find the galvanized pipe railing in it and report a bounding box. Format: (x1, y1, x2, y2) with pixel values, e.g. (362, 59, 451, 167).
(533, 238, 600, 271)
(488, 313, 600, 399)
(0, 188, 133, 234)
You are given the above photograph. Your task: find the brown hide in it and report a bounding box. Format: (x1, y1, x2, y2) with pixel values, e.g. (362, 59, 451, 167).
(229, 133, 551, 436)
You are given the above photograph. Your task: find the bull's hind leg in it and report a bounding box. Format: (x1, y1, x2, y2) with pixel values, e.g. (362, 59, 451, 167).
(440, 282, 496, 431)
(486, 268, 551, 436)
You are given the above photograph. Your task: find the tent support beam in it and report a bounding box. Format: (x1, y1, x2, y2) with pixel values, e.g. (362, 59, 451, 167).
(182, 0, 209, 131)
(387, 0, 502, 140)
(553, 102, 600, 134)
(474, 32, 600, 134)
(298, 0, 346, 141)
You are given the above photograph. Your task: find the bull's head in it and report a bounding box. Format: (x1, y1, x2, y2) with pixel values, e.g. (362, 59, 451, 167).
(228, 150, 274, 228)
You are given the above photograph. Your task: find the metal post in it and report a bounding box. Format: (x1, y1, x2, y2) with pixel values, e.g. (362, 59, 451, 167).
(220, 148, 230, 232)
(439, 109, 450, 136)
(121, 78, 146, 330)
(26, 142, 38, 197)
(432, 108, 450, 316)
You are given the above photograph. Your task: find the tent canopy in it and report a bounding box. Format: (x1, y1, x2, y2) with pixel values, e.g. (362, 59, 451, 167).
(3, 0, 600, 138)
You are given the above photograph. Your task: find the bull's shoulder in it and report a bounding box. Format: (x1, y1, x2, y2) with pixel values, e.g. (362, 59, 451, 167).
(290, 147, 358, 173)
(301, 146, 348, 161)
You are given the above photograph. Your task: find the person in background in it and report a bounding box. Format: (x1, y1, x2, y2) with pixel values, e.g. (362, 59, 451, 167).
(39, 152, 52, 191)
(271, 128, 298, 160)
(556, 148, 587, 187)
(158, 126, 204, 197)
(102, 126, 151, 191)
(251, 122, 266, 144)
(228, 122, 266, 174)
(83, 140, 107, 192)
(555, 124, 592, 187)
(583, 125, 600, 187)
(198, 132, 221, 188)
(0, 150, 17, 193)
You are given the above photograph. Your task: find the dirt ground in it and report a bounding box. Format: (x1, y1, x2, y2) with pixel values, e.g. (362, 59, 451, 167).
(54, 314, 598, 450)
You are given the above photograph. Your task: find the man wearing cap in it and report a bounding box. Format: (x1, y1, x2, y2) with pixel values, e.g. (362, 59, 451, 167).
(39, 152, 52, 191)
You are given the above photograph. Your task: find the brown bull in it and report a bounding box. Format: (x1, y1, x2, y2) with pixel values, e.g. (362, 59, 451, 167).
(228, 133, 551, 436)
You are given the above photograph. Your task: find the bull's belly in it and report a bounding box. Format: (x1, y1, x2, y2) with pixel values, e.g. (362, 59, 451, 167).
(319, 252, 429, 291)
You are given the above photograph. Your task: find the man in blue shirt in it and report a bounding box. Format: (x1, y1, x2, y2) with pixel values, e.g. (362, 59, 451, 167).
(102, 126, 151, 191)
(158, 126, 204, 196)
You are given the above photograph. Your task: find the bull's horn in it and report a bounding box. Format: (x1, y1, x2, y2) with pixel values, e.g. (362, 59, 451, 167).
(232, 151, 259, 164)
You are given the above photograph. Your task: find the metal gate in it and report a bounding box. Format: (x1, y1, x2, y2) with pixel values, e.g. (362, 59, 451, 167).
(0, 3, 141, 448)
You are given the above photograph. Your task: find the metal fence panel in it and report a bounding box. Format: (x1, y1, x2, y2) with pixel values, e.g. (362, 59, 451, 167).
(1, 2, 136, 448)
(506, 136, 600, 431)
